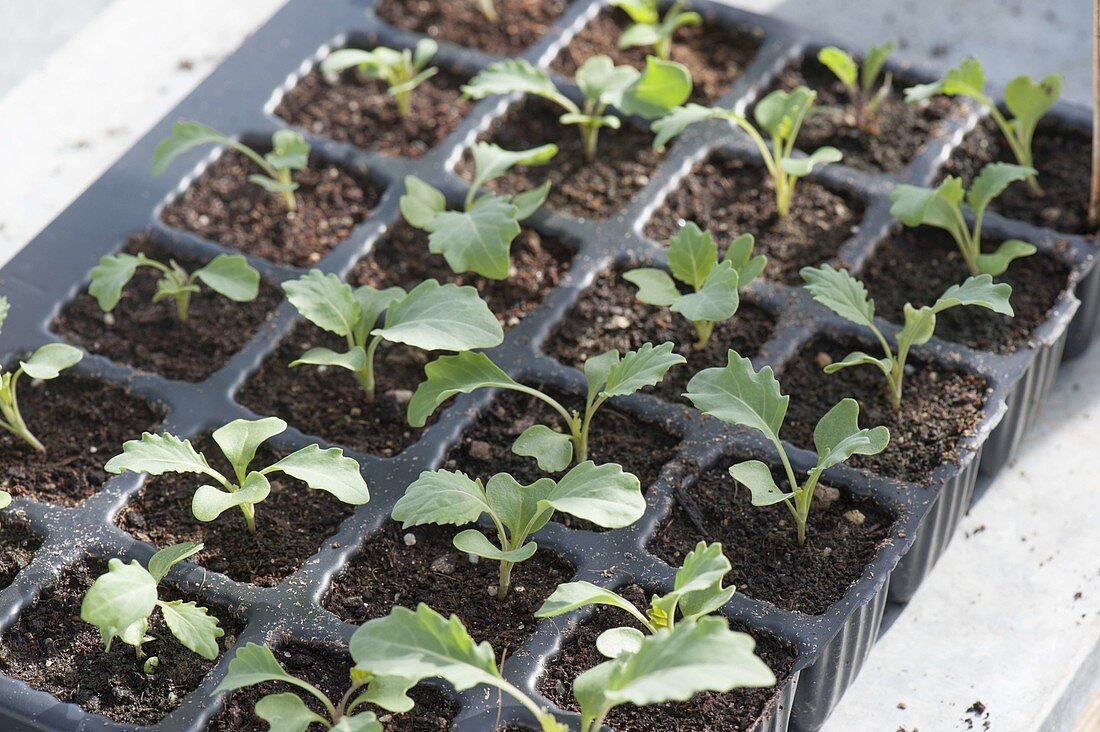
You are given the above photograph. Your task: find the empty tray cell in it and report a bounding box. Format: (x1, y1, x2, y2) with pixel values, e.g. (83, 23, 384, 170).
(645, 152, 866, 285)
(52, 235, 283, 383)
(375, 0, 568, 56)
(0, 515, 41, 591)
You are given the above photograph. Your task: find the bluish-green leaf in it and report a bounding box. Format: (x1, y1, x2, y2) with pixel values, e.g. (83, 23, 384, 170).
(105, 432, 214, 478)
(667, 221, 717, 290)
(671, 261, 740, 323)
(147, 541, 203, 584)
(684, 350, 788, 442)
(511, 424, 574, 473)
(193, 254, 260, 302)
(600, 342, 686, 398)
(267, 444, 370, 506)
(159, 599, 224, 660)
(728, 460, 792, 506)
(812, 398, 889, 472)
(469, 142, 558, 198)
(255, 692, 328, 732)
(20, 343, 83, 380)
(453, 529, 537, 562)
(213, 643, 297, 692)
(89, 254, 141, 311)
(212, 417, 286, 481)
(152, 121, 235, 176)
(400, 175, 447, 230)
(283, 271, 360, 338)
(392, 469, 490, 529)
(975, 240, 1036, 276)
(623, 268, 680, 307)
(618, 57, 693, 119)
(425, 195, 520, 280)
(966, 162, 1035, 217)
(289, 346, 367, 373)
(800, 264, 876, 328)
(407, 351, 518, 427)
(192, 471, 271, 522)
(80, 558, 157, 651)
(542, 461, 645, 529)
(374, 280, 504, 352)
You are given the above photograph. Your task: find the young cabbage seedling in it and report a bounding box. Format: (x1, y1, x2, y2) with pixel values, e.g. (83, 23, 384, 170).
(393, 462, 644, 599)
(685, 350, 889, 546)
(400, 142, 558, 279)
(905, 58, 1062, 196)
(153, 122, 310, 212)
(81, 542, 223, 672)
(321, 39, 439, 119)
(88, 251, 259, 323)
(462, 55, 692, 161)
(0, 296, 84, 453)
(408, 342, 685, 471)
(623, 222, 765, 350)
(536, 540, 735, 657)
(652, 87, 842, 216)
(817, 41, 896, 131)
(104, 417, 370, 534)
(611, 0, 702, 60)
(801, 265, 1014, 409)
(283, 272, 503, 402)
(889, 161, 1038, 276)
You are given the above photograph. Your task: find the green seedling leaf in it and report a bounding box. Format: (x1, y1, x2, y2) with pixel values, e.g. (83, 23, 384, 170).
(611, 0, 660, 24)
(255, 693, 329, 732)
(673, 541, 736, 620)
(542, 461, 645, 529)
(453, 529, 539, 562)
(425, 196, 521, 280)
(105, 432, 213, 477)
(373, 280, 504, 352)
(799, 264, 876, 328)
(462, 59, 564, 103)
(683, 351, 788, 442)
(512, 424, 574, 473)
(400, 176, 447, 229)
(599, 342, 687, 398)
(193, 254, 261, 302)
(214, 643, 300, 692)
(966, 162, 1035, 217)
(667, 221, 718, 288)
(212, 417, 287, 482)
(81, 558, 158, 651)
(193, 471, 272, 523)
(283, 270, 361, 337)
(160, 600, 224, 660)
(729, 460, 792, 506)
(618, 57, 693, 119)
(322, 41, 438, 117)
(1004, 74, 1062, 135)
(146, 541, 203, 584)
(650, 103, 731, 150)
(623, 268, 680, 306)
(536, 581, 651, 624)
(975, 240, 1037, 276)
(89, 254, 141, 311)
(468, 142, 558, 201)
(392, 469, 492, 529)
(152, 121, 233, 176)
(20, 343, 83, 380)
(823, 351, 893, 376)
(407, 351, 519, 427)
(812, 398, 889, 472)
(266, 444, 370, 505)
(818, 47, 857, 87)
(778, 146, 842, 177)
(596, 627, 647, 658)
(289, 346, 368, 373)
(0, 491, 10, 510)
(672, 261, 740, 322)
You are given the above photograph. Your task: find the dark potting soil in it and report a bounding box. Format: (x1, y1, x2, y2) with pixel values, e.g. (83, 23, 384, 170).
(324, 522, 575, 655)
(551, 7, 763, 104)
(763, 55, 961, 173)
(778, 336, 988, 484)
(116, 437, 355, 587)
(544, 267, 776, 404)
(0, 516, 41, 590)
(52, 235, 282, 383)
(859, 227, 1071, 354)
(160, 150, 381, 268)
(0, 375, 164, 506)
(275, 65, 472, 159)
(375, 0, 567, 56)
(942, 116, 1097, 235)
(210, 641, 457, 732)
(650, 465, 894, 615)
(353, 221, 573, 330)
(538, 585, 797, 731)
(645, 154, 865, 285)
(464, 97, 665, 220)
(0, 558, 242, 726)
(236, 323, 435, 457)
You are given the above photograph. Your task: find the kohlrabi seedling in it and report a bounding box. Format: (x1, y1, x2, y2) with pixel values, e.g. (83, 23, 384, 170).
(400, 142, 557, 279)
(611, 0, 702, 60)
(81, 542, 223, 672)
(104, 417, 370, 534)
(905, 58, 1061, 195)
(817, 41, 896, 131)
(153, 122, 310, 212)
(652, 87, 842, 216)
(801, 265, 1014, 409)
(89, 251, 259, 323)
(321, 39, 439, 119)
(213, 643, 417, 732)
(408, 342, 685, 471)
(462, 55, 692, 161)
(623, 222, 765, 350)
(889, 161, 1038, 276)
(536, 540, 734, 657)
(392, 461, 644, 599)
(0, 296, 84, 453)
(283, 273, 503, 402)
(685, 350, 889, 546)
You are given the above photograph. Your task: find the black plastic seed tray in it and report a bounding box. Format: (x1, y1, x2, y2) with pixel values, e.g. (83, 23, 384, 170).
(0, 0, 1094, 730)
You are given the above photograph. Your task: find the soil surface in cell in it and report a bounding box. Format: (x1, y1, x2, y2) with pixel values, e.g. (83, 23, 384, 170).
(353, 221, 572, 330)
(645, 154, 864, 285)
(276, 66, 471, 159)
(161, 150, 380, 268)
(324, 522, 574, 655)
(0, 559, 242, 726)
(376, 0, 567, 56)
(545, 268, 775, 404)
(0, 375, 164, 506)
(210, 641, 457, 731)
(942, 116, 1096, 235)
(0, 516, 41, 590)
(538, 585, 798, 731)
(551, 7, 763, 104)
(860, 227, 1071, 354)
(53, 235, 282, 382)
(651, 465, 893, 614)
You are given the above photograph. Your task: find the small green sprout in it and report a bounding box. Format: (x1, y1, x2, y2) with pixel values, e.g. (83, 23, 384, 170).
(321, 39, 439, 119)
(89, 252, 259, 323)
(801, 265, 1014, 409)
(0, 296, 84, 453)
(611, 0, 702, 60)
(462, 55, 692, 161)
(400, 142, 558, 279)
(393, 462, 644, 599)
(905, 58, 1062, 196)
(685, 350, 889, 546)
(283, 273, 503, 403)
(408, 342, 685, 470)
(652, 87, 842, 216)
(817, 41, 895, 131)
(80, 542, 223, 671)
(153, 122, 310, 212)
(105, 417, 370, 535)
(0, 491, 10, 509)
(471, 0, 498, 21)
(623, 222, 765, 350)
(889, 161, 1038, 276)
